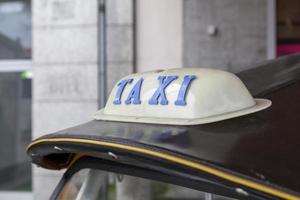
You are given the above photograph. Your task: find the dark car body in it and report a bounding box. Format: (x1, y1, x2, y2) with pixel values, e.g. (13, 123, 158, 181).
(27, 54, 300, 200)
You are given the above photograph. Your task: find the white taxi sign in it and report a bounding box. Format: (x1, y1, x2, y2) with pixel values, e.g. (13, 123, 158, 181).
(94, 68, 271, 125)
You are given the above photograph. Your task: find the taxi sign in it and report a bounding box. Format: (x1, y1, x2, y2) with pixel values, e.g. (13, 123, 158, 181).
(94, 68, 271, 125)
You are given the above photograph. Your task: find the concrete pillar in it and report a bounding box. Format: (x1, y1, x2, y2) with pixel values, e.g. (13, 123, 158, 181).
(183, 0, 268, 72)
(106, 0, 135, 95)
(32, 0, 98, 199)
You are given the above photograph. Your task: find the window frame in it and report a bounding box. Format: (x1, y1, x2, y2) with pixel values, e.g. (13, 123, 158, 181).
(0, 60, 31, 72)
(51, 156, 273, 200)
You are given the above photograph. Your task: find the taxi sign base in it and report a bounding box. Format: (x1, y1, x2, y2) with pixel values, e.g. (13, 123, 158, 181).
(94, 98, 271, 125)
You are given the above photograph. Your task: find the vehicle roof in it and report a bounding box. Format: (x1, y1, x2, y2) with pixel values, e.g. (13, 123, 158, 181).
(27, 54, 300, 199)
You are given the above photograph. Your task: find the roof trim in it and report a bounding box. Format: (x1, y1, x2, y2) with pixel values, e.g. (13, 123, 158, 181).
(27, 138, 299, 200)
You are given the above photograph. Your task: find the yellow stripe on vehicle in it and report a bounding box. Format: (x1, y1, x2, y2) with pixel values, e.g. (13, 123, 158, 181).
(27, 138, 299, 200)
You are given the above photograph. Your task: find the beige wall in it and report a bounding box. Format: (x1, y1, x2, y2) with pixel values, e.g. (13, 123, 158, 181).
(136, 0, 183, 72)
(136, 0, 270, 73)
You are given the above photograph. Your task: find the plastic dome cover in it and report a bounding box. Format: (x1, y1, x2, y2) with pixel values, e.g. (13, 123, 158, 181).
(94, 68, 271, 125)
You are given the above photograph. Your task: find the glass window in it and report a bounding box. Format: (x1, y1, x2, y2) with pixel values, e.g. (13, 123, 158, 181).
(0, 0, 32, 195)
(0, 72, 32, 191)
(0, 0, 31, 60)
(58, 169, 234, 200)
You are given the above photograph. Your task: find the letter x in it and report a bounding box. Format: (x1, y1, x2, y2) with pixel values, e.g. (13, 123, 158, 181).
(149, 76, 178, 105)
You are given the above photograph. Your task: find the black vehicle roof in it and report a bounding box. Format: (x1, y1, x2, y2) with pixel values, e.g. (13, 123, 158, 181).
(27, 54, 300, 199)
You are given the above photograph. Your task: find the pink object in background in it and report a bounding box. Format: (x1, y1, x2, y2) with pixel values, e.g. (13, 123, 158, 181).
(277, 44, 300, 56)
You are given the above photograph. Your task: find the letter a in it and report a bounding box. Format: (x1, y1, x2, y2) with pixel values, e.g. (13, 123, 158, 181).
(125, 78, 143, 104)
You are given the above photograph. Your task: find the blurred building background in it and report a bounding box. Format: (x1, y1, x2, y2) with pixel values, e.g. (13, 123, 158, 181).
(0, 0, 299, 199)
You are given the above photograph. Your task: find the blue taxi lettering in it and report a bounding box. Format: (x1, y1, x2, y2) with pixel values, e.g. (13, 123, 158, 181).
(113, 75, 197, 105)
(125, 78, 143, 105)
(113, 79, 133, 105)
(149, 76, 178, 105)
(175, 75, 197, 105)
